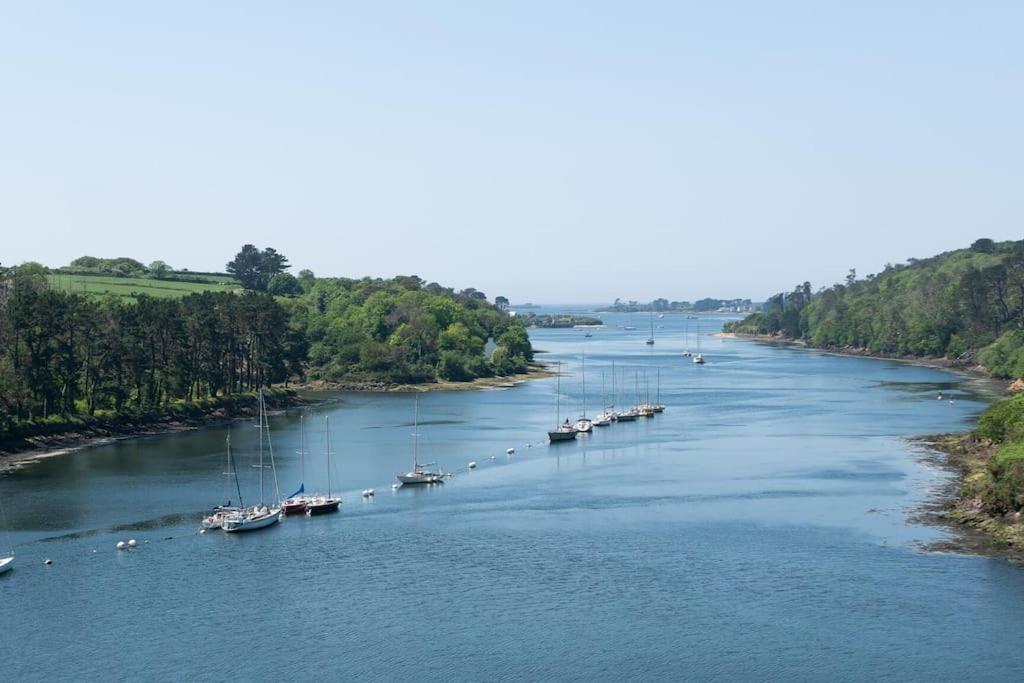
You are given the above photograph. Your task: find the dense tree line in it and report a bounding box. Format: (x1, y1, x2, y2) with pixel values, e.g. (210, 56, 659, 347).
(0, 264, 300, 429)
(288, 274, 533, 384)
(0, 258, 534, 431)
(724, 239, 1024, 377)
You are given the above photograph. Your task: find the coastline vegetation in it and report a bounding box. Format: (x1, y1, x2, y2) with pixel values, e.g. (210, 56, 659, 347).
(723, 238, 1024, 376)
(0, 247, 534, 445)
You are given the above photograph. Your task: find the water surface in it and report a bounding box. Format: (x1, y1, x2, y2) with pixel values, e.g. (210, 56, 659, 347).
(2, 312, 1021, 681)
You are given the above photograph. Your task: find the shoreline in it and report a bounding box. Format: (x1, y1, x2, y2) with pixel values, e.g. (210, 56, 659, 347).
(0, 365, 553, 472)
(722, 332, 1024, 562)
(914, 433, 1024, 565)
(719, 332, 1005, 390)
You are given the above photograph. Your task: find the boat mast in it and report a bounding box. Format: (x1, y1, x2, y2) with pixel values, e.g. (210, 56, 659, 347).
(258, 391, 264, 506)
(581, 351, 587, 419)
(557, 362, 562, 425)
(299, 414, 306, 493)
(325, 415, 332, 497)
(227, 434, 243, 508)
(413, 396, 420, 469)
(657, 368, 661, 405)
(265, 391, 281, 504)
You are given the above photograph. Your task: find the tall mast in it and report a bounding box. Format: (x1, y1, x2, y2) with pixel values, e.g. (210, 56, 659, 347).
(557, 362, 562, 425)
(325, 415, 332, 497)
(258, 391, 264, 506)
(299, 414, 306, 491)
(581, 351, 587, 419)
(657, 368, 661, 405)
(413, 396, 420, 469)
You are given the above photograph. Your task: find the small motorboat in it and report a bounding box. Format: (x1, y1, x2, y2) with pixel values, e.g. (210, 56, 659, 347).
(0, 555, 14, 575)
(693, 353, 705, 365)
(574, 417, 593, 433)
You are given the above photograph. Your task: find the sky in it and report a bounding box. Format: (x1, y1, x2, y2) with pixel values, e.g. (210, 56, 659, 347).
(1, 2, 1022, 303)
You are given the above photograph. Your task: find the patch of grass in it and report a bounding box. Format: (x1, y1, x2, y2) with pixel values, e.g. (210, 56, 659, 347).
(47, 273, 241, 300)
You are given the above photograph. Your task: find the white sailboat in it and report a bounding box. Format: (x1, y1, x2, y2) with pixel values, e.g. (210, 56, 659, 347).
(223, 390, 282, 532)
(645, 311, 655, 345)
(693, 317, 706, 364)
(398, 397, 446, 484)
(574, 351, 593, 433)
(201, 434, 243, 530)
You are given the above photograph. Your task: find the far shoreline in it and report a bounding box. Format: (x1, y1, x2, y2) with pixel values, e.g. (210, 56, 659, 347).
(0, 364, 552, 473)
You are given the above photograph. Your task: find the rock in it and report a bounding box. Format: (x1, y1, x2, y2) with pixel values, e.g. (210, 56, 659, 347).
(1008, 379, 1024, 394)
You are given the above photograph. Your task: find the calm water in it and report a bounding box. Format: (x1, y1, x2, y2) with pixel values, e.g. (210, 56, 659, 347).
(2, 312, 1022, 681)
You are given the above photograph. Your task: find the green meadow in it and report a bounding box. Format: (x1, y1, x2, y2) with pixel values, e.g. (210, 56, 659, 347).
(47, 273, 242, 300)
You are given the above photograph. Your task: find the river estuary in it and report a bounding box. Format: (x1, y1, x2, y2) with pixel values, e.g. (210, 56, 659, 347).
(2, 311, 1023, 681)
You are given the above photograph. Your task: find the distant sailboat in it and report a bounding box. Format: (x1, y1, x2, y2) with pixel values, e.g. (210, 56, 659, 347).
(646, 311, 655, 345)
(693, 317, 706, 364)
(574, 351, 593, 433)
(549, 361, 578, 441)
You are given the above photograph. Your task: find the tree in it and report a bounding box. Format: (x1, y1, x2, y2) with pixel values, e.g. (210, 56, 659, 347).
(972, 238, 996, 254)
(226, 245, 291, 291)
(495, 295, 509, 311)
(149, 261, 171, 279)
(268, 272, 302, 297)
(226, 244, 263, 290)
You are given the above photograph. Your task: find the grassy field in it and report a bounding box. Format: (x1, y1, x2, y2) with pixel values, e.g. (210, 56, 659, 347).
(47, 273, 242, 299)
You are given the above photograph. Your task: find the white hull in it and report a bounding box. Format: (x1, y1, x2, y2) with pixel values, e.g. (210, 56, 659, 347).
(0, 555, 13, 574)
(574, 419, 593, 433)
(223, 508, 281, 532)
(398, 472, 444, 485)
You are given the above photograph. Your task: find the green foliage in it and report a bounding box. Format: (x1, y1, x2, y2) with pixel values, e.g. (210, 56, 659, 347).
(293, 275, 530, 384)
(226, 244, 291, 291)
(985, 442, 1024, 513)
(268, 272, 302, 297)
(977, 393, 1024, 443)
(725, 240, 1024, 373)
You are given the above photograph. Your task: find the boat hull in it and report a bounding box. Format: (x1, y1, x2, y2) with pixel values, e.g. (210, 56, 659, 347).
(306, 499, 341, 515)
(548, 429, 577, 442)
(223, 509, 281, 533)
(616, 413, 638, 422)
(0, 555, 13, 574)
(397, 472, 444, 484)
(282, 500, 309, 515)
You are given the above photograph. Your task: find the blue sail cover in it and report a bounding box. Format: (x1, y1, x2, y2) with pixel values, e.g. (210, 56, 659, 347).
(287, 483, 304, 498)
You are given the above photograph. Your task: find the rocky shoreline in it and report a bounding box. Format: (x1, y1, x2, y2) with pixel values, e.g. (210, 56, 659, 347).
(915, 433, 1024, 565)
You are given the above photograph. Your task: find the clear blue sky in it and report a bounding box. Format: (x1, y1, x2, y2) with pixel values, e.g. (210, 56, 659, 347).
(1, 2, 1021, 303)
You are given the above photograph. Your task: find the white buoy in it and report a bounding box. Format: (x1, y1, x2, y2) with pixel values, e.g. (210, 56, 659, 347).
(127, 539, 137, 548)
(116, 541, 126, 550)
(506, 448, 515, 455)
(44, 559, 52, 566)
(362, 489, 374, 497)
(391, 483, 399, 490)
(468, 461, 477, 469)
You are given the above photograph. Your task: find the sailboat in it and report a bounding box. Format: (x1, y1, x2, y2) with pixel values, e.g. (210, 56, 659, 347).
(281, 414, 311, 515)
(616, 366, 640, 421)
(682, 317, 693, 357)
(201, 434, 244, 530)
(693, 317, 706, 364)
(549, 361, 578, 441)
(397, 397, 446, 484)
(307, 415, 342, 513)
(0, 485, 13, 575)
(574, 351, 593, 433)
(593, 370, 613, 426)
(653, 367, 665, 413)
(645, 311, 655, 345)
(223, 390, 282, 532)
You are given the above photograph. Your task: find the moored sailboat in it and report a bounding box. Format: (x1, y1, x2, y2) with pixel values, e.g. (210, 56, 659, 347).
(201, 434, 242, 530)
(223, 390, 282, 533)
(549, 361, 578, 442)
(281, 414, 311, 515)
(398, 397, 446, 484)
(306, 415, 341, 514)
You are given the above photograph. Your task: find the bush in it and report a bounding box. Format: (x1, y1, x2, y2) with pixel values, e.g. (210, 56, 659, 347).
(984, 442, 1024, 513)
(977, 393, 1024, 443)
